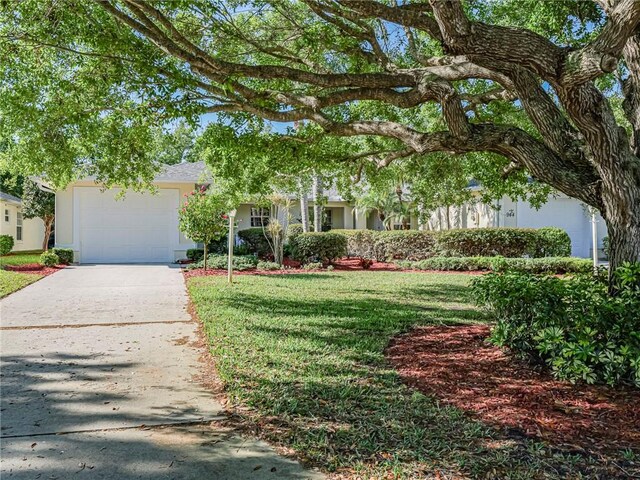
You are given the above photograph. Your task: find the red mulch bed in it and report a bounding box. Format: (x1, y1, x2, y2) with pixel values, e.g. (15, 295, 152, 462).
(4, 263, 65, 276)
(386, 325, 640, 457)
(183, 257, 485, 278)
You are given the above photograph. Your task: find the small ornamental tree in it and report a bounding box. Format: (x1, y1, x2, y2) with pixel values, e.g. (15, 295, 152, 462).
(178, 188, 230, 270)
(22, 180, 55, 250)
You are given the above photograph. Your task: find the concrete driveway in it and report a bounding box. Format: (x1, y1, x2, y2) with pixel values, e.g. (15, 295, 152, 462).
(0, 265, 322, 479)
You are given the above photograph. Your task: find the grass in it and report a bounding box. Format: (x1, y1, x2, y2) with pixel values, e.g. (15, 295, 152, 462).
(0, 250, 43, 267)
(188, 271, 607, 479)
(0, 269, 42, 298)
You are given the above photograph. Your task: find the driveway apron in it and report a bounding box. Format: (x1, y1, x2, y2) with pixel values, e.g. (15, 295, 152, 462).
(0, 265, 322, 479)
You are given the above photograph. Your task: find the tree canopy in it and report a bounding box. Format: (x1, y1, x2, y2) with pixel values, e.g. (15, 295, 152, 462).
(1, 0, 639, 271)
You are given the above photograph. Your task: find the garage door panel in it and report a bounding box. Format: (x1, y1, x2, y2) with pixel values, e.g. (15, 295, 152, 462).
(78, 188, 178, 263)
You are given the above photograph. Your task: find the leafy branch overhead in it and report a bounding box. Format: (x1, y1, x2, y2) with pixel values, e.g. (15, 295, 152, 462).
(1, 0, 639, 275)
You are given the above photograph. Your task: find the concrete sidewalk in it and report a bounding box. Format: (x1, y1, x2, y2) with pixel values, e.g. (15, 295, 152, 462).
(0, 265, 322, 479)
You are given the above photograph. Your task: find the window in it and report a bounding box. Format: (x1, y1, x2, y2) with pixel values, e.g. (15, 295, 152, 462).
(250, 207, 270, 227)
(16, 211, 23, 241)
(4, 209, 8, 222)
(307, 208, 333, 231)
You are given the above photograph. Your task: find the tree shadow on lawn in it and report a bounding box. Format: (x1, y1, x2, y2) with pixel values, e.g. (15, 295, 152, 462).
(199, 280, 621, 478)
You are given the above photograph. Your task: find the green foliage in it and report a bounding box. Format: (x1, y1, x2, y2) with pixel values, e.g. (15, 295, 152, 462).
(395, 256, 592, 274)
(178, 189, 230, 246)
(21, 180, 54, 221)
(286, 223, 304, 244)
(50, 248, 73, 264)
(337, 227, 570, 261)
(188, 254, 258, 271)
(150, 121, 198, 166)
(0, 269, 42, 298)
(290, 232, 348, 264)
(375, 230, 438, 261)
(187, 272, 611, 477)
(435, 227, 570, 258)
(302, 261, 324, 270)
(237, 228, 272, 258)
(536, 227, 572, 257)
(472, 265, 640, 387)
(0, 235, 14, 255)
(257, 261, 281, 271)
(186, 248, 204, 262)
(39, 251, 59, 267)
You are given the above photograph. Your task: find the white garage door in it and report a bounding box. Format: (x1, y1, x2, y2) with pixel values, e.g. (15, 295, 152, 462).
(77, 188, 179, 263)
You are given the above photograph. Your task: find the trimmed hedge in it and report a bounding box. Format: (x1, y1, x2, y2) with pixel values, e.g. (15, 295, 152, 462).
(287, 223, 304, 243)
(40, 251, 60, 267)
(237, 228, 272, 258)
(335, 227, 571, 261)
(395, 256, 592, 274)
(290, 232, 347, 264)
(257, 261, 281, 271)
(51, 248, 74, 264)
(0, 235, 14, 255)
(188, 254, 258, 271)
(186, 248, 204, 262)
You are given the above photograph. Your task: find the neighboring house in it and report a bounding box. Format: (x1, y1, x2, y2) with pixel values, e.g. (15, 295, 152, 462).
(40, 161, 606, 264)
(421, 192, 608, 259)
(0, 191, 46, 252)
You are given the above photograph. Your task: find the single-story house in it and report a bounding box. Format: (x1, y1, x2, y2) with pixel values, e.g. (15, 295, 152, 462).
(421, 192, 608, 259)
(0, 191, 46, 252)
(41, 161, 607, 263)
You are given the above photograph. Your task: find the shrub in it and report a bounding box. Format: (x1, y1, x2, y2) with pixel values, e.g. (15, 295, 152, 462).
(326, 265, 334, 271)
(0, 235, 14, 255)
(186, 248, 204, 262)
(335, 227, 572, 261)
(237, 228, 272, 258)
(303, 261, 324, 270)
(337, 229, 379, 259)
(257, 261, 281, 271)
(188, 254, 258, 271)
(40, 251, 60, 267)
(375, 231, 437, 261)
(435, 228, 536, 257)
(286, 223, 304, 244)
(471, 264, 640, 386)
(290, 232, 347, 264)
(395, 256, 592, 274)
(535, 227, 572, 257)
(51, 248, 74, 264)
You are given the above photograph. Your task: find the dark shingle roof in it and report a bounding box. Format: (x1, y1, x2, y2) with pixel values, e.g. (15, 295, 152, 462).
(0, 191, 22, 204)
(154, 161, 211, 183)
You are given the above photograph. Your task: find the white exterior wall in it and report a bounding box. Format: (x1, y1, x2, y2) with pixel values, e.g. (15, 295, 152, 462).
(55, 182, 198, 263)
(510, 195, 598, 258)
(0, 200, 45, 252)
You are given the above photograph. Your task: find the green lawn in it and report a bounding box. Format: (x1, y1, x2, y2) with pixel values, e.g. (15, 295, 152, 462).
(0, 251, 43, 267)
(188, 271, 602, 479)
(0, 269, 43, 298)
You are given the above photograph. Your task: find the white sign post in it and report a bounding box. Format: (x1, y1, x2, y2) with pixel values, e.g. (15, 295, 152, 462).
(227, 209, 237, 284)
(590, 207, 598, 273)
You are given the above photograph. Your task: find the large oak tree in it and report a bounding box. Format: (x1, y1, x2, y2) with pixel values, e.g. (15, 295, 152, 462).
(1, 0, 639, 278)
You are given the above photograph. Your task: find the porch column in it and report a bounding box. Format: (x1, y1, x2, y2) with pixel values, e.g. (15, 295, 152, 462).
(343, 206, 354, 229)
(355, 210, 367, 230)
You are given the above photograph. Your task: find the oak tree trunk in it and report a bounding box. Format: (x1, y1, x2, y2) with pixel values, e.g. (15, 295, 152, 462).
(600, 178, 640, 290)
